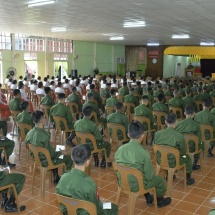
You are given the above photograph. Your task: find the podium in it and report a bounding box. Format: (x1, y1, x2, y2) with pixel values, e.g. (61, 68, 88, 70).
(211, 73, 215, 80)
(185, 68, 202, 78)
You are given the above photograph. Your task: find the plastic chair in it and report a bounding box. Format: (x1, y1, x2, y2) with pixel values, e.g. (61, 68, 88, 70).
(41, 105, 51, 132)
(30, 90, 38, 106)
(195, 101, 203, 112)
(17, 122, 32, 160)
(183, 133, 203, 171)
(153, 145, 186, 196)
(0, 147, 8, 166)
(152, 111, 167, 130)
(56, 194, 97, 215)
(113, 163, 157, 215)
(53, 116, 75, 145)
(117, 95, 124, 102)
(101, 96, 107, 105)
(10, 110, 21, 136)
(133, 116, 156, 146)
(165, 96, 173, 103)
(8, 89, 14, 101)
(37, 94, 44, 107)
(67, 102, 82, 123)
(0, 184, 20, 214)
(107, 123, 129, 147)
(91, 111, 104, 131)
(123, 103, 135, 123)
(28, 144, 66, 196)
(169, 106, 184, 120)
(105, 106, 115, 117)
(75, 131, 108, 169)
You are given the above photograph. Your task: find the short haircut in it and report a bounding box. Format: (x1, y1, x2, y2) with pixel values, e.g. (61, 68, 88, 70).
(50, 81, 54, 85)
(18, 81, 24, 89)
(72, 144, 91, 166)
(32, 110, 44, 124)
(65, 79, 69, 83)
(106, 83, 111, 87)
(58, 93, 65, 99)
(123, 82, 127, 86)
(83, 105, 93, 116)
(128, 121, 144, 139)
(165, 113, 177, 124)
(44, 77, 47, 81)
(130, 88, 135, 92)
(72, 87, 77, 93)
(185, 105, 195, 115)
(203, 98, 212, 107)
(115, 102, 123, 110)
(20, 101, 29, 110)
(87, 92, 93, 100)
(110, 88, 116, 95)
(13, 89, 20, 96)
(44, 87, 51, 94)
(142, 95, 149, 100)
(38, 81, 43, 88)
(157, 93, 164, 101)
(57, 82, 62, 87)
(90, 84, 95, 90)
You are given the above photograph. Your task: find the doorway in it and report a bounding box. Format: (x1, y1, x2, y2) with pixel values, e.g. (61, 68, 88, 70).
(25, 61, 37, 79)
(54, 61, 68, 80)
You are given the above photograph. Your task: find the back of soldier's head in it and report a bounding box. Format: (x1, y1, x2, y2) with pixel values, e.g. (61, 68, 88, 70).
(130, 88, 135, 94)
(128, 121, 144, 139)
(203, 98, 212, 108)
(72, 144, 91, 166)
(110, 88, 116, 96)
(157, 93, 164, 102)
(44, 87, 51, 94)
(14, 89, 20, 96)
(185, 105, 195, 115)
(20, 101, 29, 110)
(165, 113, 177, 124)
(87, 92, 93, 100)
(142, 95, 149, 101)
(115, 102, 123, 110)
(83, 105, 93, 116)
(72, 87, 77, 93)
(90, 84, 95, 90)
(123, 82, 127, 87)
(58, 93, 65, 100)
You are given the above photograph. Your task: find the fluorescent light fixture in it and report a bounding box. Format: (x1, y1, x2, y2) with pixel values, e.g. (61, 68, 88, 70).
(172, 34, 190, 39)
(147, 43, 160, 46)
(124, 21, 145, 28)
(51, 27, 67, 32)
(28, 0, 55, 7)
(110, 36, 124, 40)
(200, 42, 214, 46)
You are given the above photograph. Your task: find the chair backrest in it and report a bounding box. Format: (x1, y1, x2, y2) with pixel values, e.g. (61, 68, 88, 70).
(92, 99, 98, 105)
(200, 124, 214, 142)
(56, 194, 97, 215)
(169, 106, 183, 118)
(75, 131, 98, 152)
(183, 133, 199, 154)
(195, 101, 203, 112)
(153, 144, 181, 170)
(28, 144, 55, 169)
(67, 102, 79, 114)
(107, 123, 127, 142)
(91, 111, 99, 124)
(41, 105, 51, 119)
(133, 116, 150, 130)
(101, 96, 107, 105)
(53, 115, 70, 132)
(113, 162, 145, 194)
(17, 122, 32, 141)
(123, 102, 135, 115)
(105, 106, 115, 116)
(10, 110, 21, 123)
(152, 111, 167, 126)
(117, 95, 124, 102)
(165, 96, 173, 103)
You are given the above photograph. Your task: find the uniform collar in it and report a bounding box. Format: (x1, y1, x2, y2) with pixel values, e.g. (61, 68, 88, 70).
(71, 168, 88, 177)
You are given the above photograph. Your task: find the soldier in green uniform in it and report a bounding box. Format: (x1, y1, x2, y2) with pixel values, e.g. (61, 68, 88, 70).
(106, 89, 119, 107)
(163, 85, 173, 97)
(56, 144, 118, 215)
(100, 83, 111, 98)
(124, 88, 139, 113)
(17, 101, 34, 134)
(153, 84, 164, 98)
(74, 106, 112, 168)
(153, 113, 195, 185)
(143, 87, 155, 107)
(26, 110, 73, 184)
(135, 81, 143, 95)
(0, 166, 26, 212)
(107, 102, 129, 141)
(9, 89, 22, 112)
(118, 82, 129, 96)
(179, 85, 186, 97)
(87, 84, 103, 110)
(182, 88, 198, 112)
(0, 120, 7, 137)
(193, 87, 203, 101)
(209, 84, 215, 97)
(67, 86, 83, 112)
(115, 121, 171, 208)
(194, 99, 215, 157)
(201, 85, 211, 101)
(40, 87, 55, 112)
(176, 105, 204, 170)
(50, 93, 75, 146)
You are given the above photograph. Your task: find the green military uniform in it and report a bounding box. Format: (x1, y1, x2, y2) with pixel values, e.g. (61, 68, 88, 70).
(193, 93, 203, 101)
(74, 117, 111, 157)
(152, 102, 170, 125)
(209, 90, 215, 97)
(153, 127, 192, 173)
(168, 97, 185, 118)
(145, 93, 155, 106)
(67, 93, 83, 112)
(9, 98, 22, 111)
(211, 108, 215, 116)
(118, 86, 129, 96)
(201, 92, 211, 101)
(50, 103, 73, 130)
(0, 138, 15, 158)
(100, 88, 110, 98)
(176, 118, 204, 160)
(124, 94, 139, 113)
(0, 120, 7, 136)
(87, 90, 103, 109)
(0, 171, 25, 196)
(164, 90, 173, 97)
(107, 111, 129, 140)
(182, 96, 198, 112)
(179, 89, 186, 97)
(194, 109, 215, 146)
(26, 127, 72, 170)
(17, 111, 34, 134)
(40, 95, 55, 107)
(115, 140, 167, 196)
(56, 169, 118, 215)
(153, 89, 164, 98)
(105, 96, 118, 107)
(83, 101, 107, 127)
(135, 86, 143, 95)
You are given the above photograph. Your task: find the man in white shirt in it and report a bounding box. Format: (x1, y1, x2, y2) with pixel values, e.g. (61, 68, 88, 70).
(30, 80, 38, 91)
(4, 75, 10, 85)
(55, 82, 65, 94)
(49, 81, 55, 91)
(69, 77, 75, 86)
(43, 77, 49, 87)
(23, 78, 29, 86)
(36, 82, 45, 95)
(10, 80, 17, 90)
(63, 79, 71, 91)
(18, 76, 23, 83)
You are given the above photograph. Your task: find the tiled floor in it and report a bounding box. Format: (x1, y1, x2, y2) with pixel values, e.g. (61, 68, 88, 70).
(1, 119, 215, 215)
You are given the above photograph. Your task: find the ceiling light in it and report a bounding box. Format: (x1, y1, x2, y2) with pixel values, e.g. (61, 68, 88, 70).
(147, 43, 160, 46)
(172, 34, 190, 39)
(28, 0, 55, 7)
(124, 21, 145, 28)
(51, 27, 67, 32)
(200, 42, 214, 46)
(110, 36, 124, 40)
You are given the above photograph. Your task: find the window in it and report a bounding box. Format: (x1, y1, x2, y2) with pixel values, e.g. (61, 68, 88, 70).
(24, 52, 37, 60)
(0, 33, 11, 50)
(47, 38, 73, 53)
(0, 51, 2, 60)
(54, 53, 68, 61)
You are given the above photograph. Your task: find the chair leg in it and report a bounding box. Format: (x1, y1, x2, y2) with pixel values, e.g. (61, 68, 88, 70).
(3, 150, 8, 166)
(183, 166, 187, 191)
(41, 168, 47, 196)
(12, 186, 20, 214)
(19, 139, 22, 161)
(200, 151, 203, 172)
(129, 194, 136, 215)
(155, 165, 160, 176)
(153, 188, 158, 214)
(32, 164, 36, 194)
(115, 188, 121, 204)
(167, 169, 174, 197)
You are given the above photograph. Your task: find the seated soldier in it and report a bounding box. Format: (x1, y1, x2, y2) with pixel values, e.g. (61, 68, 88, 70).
(201, 85, 211, 101)
(87, 84, 103, 110)
(153, 84, 164, 98)
(124, 88, 139, 113)
(182, 88, 198, 112)
(105, 89, 119, 107)
(135, 81, 143, 95)
(40, 87, 55, 112)
(154, 113, 195, 185)
(17, 101, 34, 134)
(209, 84, 215, 97)
(56, 144, 118, 215)
(74, 106, 112, 168)
(143, 87, 156, 107)
(115, 121, 171, 208)
(194, 99, 215, 157)
(176, 105, 204, 170)
(26, 110, 73, 184)
(100, 82, 111, 99)
(163, 85, 173, 97)
(193, 87, 203, 102)
(9, 89, 22, 112)
(67, 86, 83, 112)
(107, 102, 129, 141)
(50, 93, 76, 147)
(118, 82, 129, 96)
(0, 165, 26, 212)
